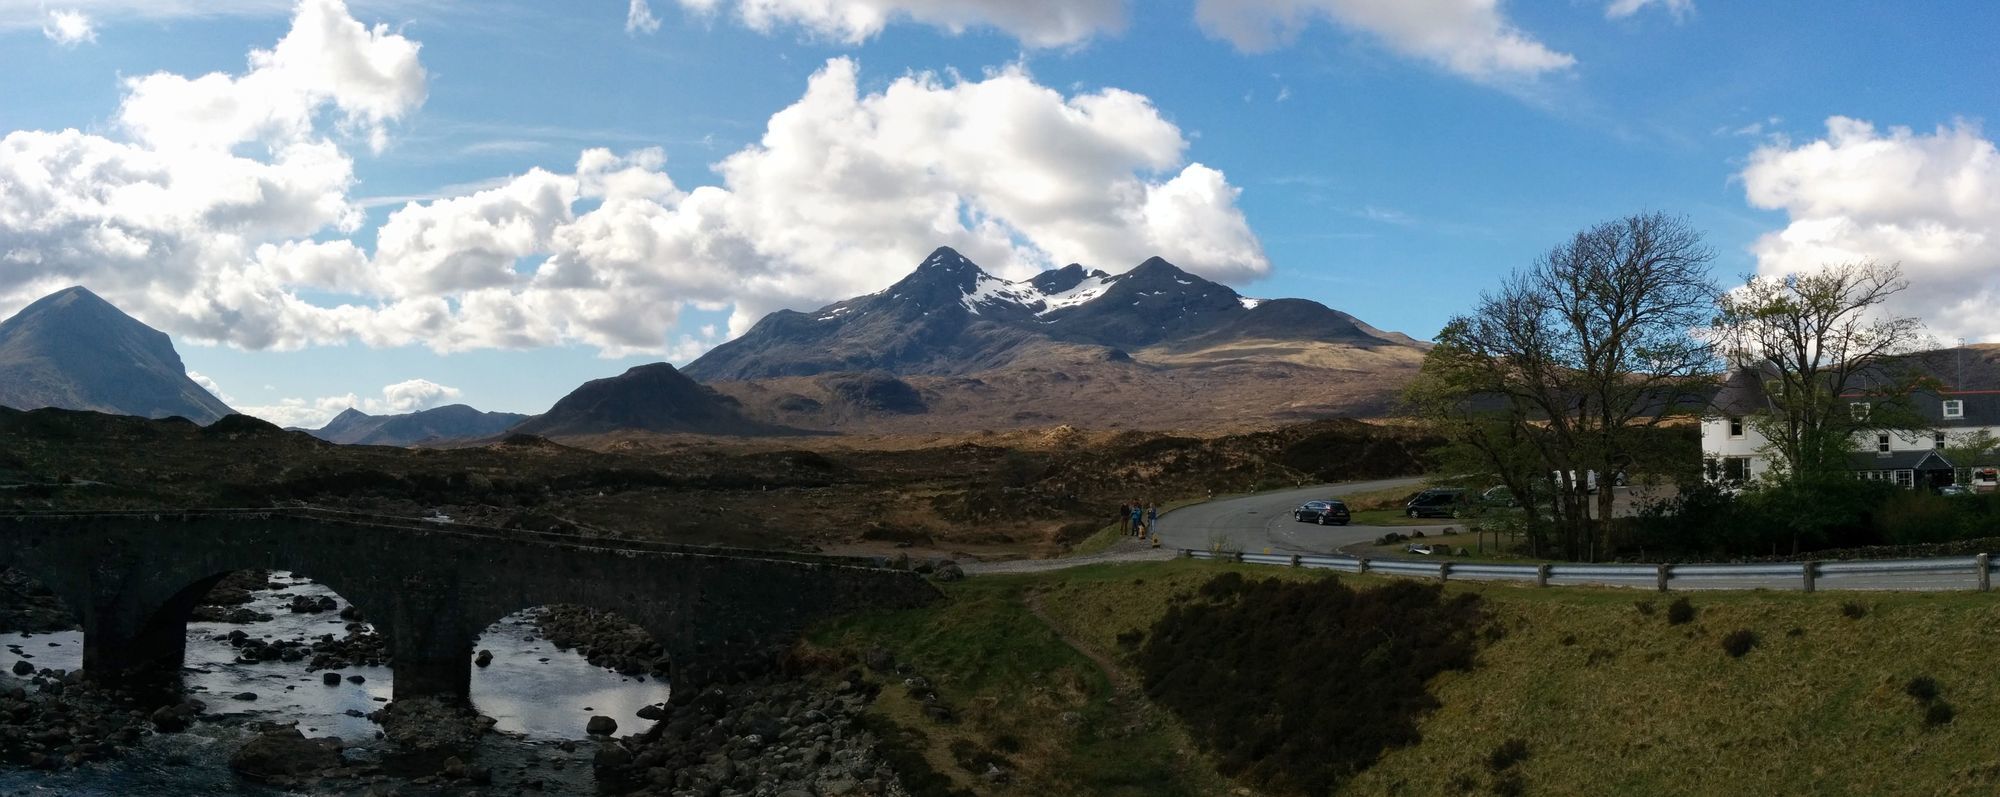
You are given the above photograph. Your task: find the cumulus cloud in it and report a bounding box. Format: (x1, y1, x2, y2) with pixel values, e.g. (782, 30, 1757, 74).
(186, 371, 234, 403)
(675, 0, 1125, 47)
(0, 2, 1265, 359)
(231, 377, 462, 427)
(1193, 0, 1573, 80)
(1605, 0, 1692, 20)
(41, 9, 95, 45)
(1740, 116, 2000, 343)
(626, 0, 661, 34)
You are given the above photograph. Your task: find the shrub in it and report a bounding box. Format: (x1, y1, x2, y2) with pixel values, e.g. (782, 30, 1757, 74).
(1493, 771, 1527, 797)
(1720, 630, 1759, 658)
(1905, 676, 1941, 703)
(1665, 597, 1696, 626)
(1115, 629, 1146, 650)
(1486, 739, 1530, 773)
(1840, 601, 1867, 620)
(1925, 701, 1957, 727)
(1138, 574, 1489, 796)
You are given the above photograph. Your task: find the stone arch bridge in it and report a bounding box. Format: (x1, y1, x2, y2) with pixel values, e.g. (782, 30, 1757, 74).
(0, 508, 938, 700)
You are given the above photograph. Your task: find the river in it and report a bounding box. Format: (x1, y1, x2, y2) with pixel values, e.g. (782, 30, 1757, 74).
(0, 571, 668, 795)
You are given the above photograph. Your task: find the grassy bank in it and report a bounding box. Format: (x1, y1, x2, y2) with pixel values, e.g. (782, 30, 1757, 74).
(814, 559, 2000, 796)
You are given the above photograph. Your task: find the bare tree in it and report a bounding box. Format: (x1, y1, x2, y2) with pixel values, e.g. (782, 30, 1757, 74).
(1712, 261, 1930, 481)
(1414, 212, 1719, 561)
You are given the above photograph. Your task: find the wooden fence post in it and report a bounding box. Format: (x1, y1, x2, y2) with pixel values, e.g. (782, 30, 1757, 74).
(1656, 563, 1671, 593)
(1802, 561, 1817, 593)
(1978, 553, 1991, 592)
(1535, 564, 1551, 588)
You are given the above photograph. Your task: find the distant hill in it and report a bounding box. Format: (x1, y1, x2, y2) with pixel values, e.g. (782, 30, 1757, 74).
(511, 363, 799, 438)
(681, 247, 1430, 433)
(0, 287, 234, 424)
(305, 404, 531, 446)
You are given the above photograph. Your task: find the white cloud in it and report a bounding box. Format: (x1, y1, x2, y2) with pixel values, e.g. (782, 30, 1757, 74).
(1740, 116, 2000, 343)
(1192, 0, 1574, 80)
(677, 0, 1125, 47)
(0, 4, 1266, 359)
(1605, 0, 1691, 20)
(186, 371, 235, 403)
(231, 376, 461, 427)
(625, 0, 661, 34)
(41, 9, 95, 45)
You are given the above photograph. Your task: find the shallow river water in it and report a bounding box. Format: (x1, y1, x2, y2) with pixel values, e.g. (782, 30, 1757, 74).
(0, 571, 669, 795)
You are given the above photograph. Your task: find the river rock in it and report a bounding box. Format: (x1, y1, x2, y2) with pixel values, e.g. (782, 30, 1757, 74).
(228, 727, 344, 781)
(931, 560, 965, 582)
(475, 649, 494, 667)
(586, 715, 617, 735)
(323, 672, 343, 686)
(10, 660, 31, 676)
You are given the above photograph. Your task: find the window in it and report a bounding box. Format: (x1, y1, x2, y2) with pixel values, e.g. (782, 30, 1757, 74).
(1722, 457, 1749, 483)
(1851, 402, 1871, 421)
(1944, 399, 1964, 419)
(1895, 470, 1915, 489)
(1727, 416, 1745, 438)
(1937, 432, 1949, 450)
(1877, 433, 1892, 454)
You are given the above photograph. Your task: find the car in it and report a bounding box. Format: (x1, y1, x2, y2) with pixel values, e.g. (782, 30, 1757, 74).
(1480, 485, 1519, 507)
(1405, 488, 1472, 519)
(1293, 500, 1351, 526)
(1939, 484, 1973, 497)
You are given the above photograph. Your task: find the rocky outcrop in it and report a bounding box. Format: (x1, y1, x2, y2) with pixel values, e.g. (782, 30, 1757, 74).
(533, 605, 672, 677)
(228, 726, 346, 782)
(593, 675, 906, 796)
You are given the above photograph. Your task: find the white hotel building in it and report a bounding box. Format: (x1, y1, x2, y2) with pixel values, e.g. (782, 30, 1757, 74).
(1701, 355, 2000, 491)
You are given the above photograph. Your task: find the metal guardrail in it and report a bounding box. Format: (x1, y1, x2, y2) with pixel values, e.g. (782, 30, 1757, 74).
(1181, 549, 1998, 593)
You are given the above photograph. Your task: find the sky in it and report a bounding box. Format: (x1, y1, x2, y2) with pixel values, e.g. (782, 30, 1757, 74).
(2, 0, 1997, 426)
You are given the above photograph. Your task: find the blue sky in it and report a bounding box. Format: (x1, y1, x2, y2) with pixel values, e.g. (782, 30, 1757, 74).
(2, 0, 1997, 425)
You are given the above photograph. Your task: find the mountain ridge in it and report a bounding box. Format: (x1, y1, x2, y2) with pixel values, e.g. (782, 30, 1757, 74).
(682, 247, 1421, 382)
(304, 404, 531, 446)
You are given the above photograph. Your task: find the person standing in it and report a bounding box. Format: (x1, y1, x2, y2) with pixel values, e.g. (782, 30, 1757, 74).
(1130, 504, 1145, 538)
(1118, 502, 1131, 536)
(1146, 504, 1159, 540)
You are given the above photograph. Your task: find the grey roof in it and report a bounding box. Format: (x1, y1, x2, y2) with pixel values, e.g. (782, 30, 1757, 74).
(1847, 449, 1954, 472)
(1713, 347, 2000, 428)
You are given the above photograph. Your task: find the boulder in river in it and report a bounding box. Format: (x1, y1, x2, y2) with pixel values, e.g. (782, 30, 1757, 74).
(585, 715, 617, 735)
(228, 727, 345, 781)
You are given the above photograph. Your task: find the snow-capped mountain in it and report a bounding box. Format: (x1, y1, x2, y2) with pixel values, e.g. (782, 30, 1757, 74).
(682, 246, 1421, 382)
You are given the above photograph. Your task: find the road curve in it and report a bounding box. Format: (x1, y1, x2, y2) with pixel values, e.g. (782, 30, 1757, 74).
(1155, 477, 1432, 556)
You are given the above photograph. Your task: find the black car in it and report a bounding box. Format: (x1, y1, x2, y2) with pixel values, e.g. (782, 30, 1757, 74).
(1293, 500, 1351, 525)
(1405, 488, 1472, 519)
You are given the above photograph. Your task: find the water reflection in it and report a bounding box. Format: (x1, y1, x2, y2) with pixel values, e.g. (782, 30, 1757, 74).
(470, 609, 671, 739)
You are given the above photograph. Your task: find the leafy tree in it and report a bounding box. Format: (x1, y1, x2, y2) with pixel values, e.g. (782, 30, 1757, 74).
(1944, 429, 2000, 484)
(1410, 212, 1719, 560)
(1712, 260, 1932, 482)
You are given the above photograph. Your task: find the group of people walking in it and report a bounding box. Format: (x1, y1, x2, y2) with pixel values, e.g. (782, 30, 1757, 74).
(1119, 501, 1161, 546)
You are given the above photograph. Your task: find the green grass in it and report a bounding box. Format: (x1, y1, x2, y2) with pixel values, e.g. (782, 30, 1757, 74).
(809, 562, 1243, 796)
(815, 559, 2000, 796)
(1348, 508, 1462, 527)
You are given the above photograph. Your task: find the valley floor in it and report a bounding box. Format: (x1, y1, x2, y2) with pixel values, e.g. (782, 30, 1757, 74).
(814, 559, 2000, 796)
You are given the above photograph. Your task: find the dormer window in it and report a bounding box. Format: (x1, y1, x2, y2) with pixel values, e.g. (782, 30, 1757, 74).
(1937, 432, 1949, 450)
(1851, 402, 1871, 421)
(1877, 433, 1891, 454)
(1944, 399, 1965, 419)
(1727, 417, 1744, 438)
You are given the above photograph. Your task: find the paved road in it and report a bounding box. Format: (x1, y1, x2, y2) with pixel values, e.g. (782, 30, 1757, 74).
(1155, 477, 1433, 556)
(1157, 480, 1993, 592)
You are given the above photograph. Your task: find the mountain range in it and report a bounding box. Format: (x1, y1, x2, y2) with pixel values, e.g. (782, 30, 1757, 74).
(684, 247, 1419, 381)
(305, 405, 531, 446)
(0, 287, 235, 424)
(0, 249, 1429, 442)
(684, 247, 1429, 434)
